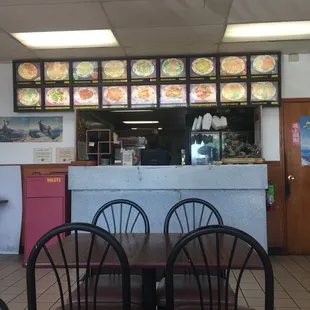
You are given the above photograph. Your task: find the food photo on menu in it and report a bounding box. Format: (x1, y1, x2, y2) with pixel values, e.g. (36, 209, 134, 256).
(44, 62, 69, 81)
(102, 86, 128, 108)
(190, 57, 216, 77)
(17, 88, 41, 108)
(131, 85, 157, 107)
(160, 84, 187, 106)
(251, 81, 278, 102)
(73, 61, 99, 81)
(190, 83, 217, 106)
(220, 83, 247, 103)
(251, 55, 278, 75)
(220, 56, 247, 76)
(16, 62, 41, 81)
(45, 88, 70, 107)
(160, 58, 186, 78)
(131, 59, 156, 79)
(102, 60, 127, 80)
(73, 87, 99, 107)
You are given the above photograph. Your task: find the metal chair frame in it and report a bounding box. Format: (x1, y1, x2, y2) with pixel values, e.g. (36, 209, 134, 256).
(26, 222, 131, 310)
(164, 198, 223, 233)
(165, 225, 274, 310)
(92, 199, 150, 233)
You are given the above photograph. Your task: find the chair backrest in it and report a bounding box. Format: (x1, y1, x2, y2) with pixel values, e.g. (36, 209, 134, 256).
(164, 198, 223, 233)
(165, 225, 274, 310)
(26, 223, 131, 310)
(92, 199, 150, 233)
(0, 299, 8, 310)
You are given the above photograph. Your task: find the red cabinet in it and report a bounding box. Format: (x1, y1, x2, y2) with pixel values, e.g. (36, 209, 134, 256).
(24, 175, 67, 262)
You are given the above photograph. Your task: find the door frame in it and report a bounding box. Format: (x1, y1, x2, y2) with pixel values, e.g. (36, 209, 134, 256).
(281, 98, 310, 254)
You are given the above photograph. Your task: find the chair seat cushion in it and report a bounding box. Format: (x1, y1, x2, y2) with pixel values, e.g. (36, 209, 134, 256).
(157, 275, 235, 306)
(71, 275, 142, 305)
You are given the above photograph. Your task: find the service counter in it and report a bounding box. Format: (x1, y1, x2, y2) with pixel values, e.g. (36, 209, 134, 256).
(69, 165, 268, 250)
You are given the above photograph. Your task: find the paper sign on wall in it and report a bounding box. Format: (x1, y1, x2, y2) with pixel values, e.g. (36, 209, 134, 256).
(33, 148, 52, 163)
(291, 122, 300, 146)
(56, 147, 75, 163)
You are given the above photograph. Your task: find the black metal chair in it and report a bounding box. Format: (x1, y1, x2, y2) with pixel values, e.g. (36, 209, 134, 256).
(0, 299, 8, 310)
(26, 222, 143, 310)
(161, 225, 274, 310)
(164, 198, 223, 233)
(92, 199, 150, 233)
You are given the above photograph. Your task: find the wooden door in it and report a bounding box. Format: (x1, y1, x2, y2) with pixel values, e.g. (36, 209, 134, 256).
(284, 101, 310, 254)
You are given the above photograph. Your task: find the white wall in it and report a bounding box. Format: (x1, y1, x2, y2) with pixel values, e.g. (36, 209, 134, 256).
(0, 63, 75, 164)
(0, 54, 309, 164)
(260, 54, 310, 161)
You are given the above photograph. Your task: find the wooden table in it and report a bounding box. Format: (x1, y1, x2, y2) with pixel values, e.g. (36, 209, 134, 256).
(36, 233, 263, 310)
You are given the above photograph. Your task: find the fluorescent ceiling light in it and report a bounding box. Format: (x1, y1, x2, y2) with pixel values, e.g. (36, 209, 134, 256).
(123, 121, 159, 124)
(131, 128, 138, 130)
(158, 128, 163, 130)
(223, 21, 310, 42)
(11, 29, 118, 49)
(111, 110, 153, 113)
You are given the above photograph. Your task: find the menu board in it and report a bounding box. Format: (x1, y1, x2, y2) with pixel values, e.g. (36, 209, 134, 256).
(73, 87, 99, 109)
(190, 83, 217, 107)
(190, 57, 216, 81)
(251, 55, 279, 78)
(102, 86, 128, 109)
(160, 58, 186, 81)
(16, 62, 41, 84)
(220, 56, 247, 80)
(73, 61, 99, 83)
(16, 88, 42, 111)
(45, 87, 71, 110)
(160, 84, 187, 107)
(102, 60, 127, 83)
(131, 59, 157, 82)
(131, 85, 157, 108)
(13, 52, 281, 112)
(250, 81, 279, 105)
(220, 83, 247, 106)
(44, 62, 70, 84)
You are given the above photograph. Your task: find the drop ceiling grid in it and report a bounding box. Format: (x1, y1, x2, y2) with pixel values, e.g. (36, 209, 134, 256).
(0, 0, 308, 59)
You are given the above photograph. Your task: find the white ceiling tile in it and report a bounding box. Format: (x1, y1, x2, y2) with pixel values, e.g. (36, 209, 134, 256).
(103, 0, 232, 28)
(116, 25, 224, 47)
(219, 40, 310, 54)
(125, 44, 218, 56)
(33, 47, 126, 58)
(0, 3, 109, 33)
(0, 33, 36, 60)
(229, 0, 310, 23)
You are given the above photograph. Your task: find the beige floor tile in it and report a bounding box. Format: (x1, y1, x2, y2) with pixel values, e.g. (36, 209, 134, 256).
(293, 299, 310, 307)
(0, 294, 20, 303)
(242, 289, 264, 298)
(37, 294, 60, 303)
(275, 290, 291, 299)
(246, 297, 265, 307)
(275, 298, 298, 307)
(7, 302, 27, 310)
(241, 283, 262, 290)
(11, 293, 27, 303)
(288, 291, 310, 299)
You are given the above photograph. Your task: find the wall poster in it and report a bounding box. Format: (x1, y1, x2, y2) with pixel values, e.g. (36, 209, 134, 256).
(0, 117, 63, 142)
(300, 116, 310, 166)
(33, 148, 53, 163)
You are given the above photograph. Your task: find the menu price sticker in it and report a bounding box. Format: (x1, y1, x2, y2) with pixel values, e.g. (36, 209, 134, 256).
(33, 148, 52, 163)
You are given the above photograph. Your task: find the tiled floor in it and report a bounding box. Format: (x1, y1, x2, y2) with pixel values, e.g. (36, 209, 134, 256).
(0, 255, 310, 309)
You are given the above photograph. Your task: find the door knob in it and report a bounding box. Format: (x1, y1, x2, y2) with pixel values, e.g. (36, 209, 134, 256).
(288, 175, 295, 181)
